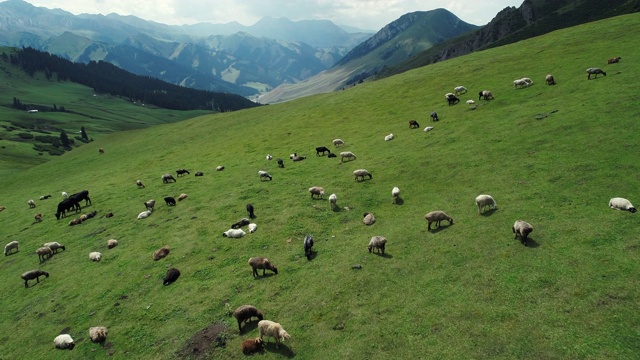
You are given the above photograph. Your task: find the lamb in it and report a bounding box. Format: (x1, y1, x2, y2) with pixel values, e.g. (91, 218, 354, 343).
(258, 170, 273, 181)
(137, 210, 152, 219)
(248, 223, 258, 233)
(163, 268, 180, 285)
(545, 74, 556, 85)
(304, 234, 314, 260)
(607, 56, 621, 64)
(512, 220, 533, 244)
(34, 213, 42, 222)
(107, 239, 118, 249)
(233, 305, 265, 332)
(425, 211, 454, 230)
(316, 146, 331, 156)
(164, 196, 176, 206)
(363, 212, 376, 225)
(27, 199, 36, 208)
(609, 197, 637, 213)
(353, 169, 372, 181)
(384, 133, 394, 141)
(36, 246, 53, 262)
(178, 193, 188, 201)
(430, 111, 439, 121)
(445, 93, 459, 106)
(152, 245, 170, 261)
(61, 191, 68, 199)
(21, 269, 49, 287)
(248, 256, 278, 277)
(329, 193, 337, 209)
(454, 86, 467, 95)
(587, 67, 606, 79)
(39, 195, 51, 200)
(368, 236, 387, 254)
(89, 326, 108, 343)
(258, 320, 291, 348)
(340, 151, 357, 162)
(333, 139, 345, 147)
(475, 194, 497, 214)
(4, 240, 19, 255)
(409, 120, 420, 128)
(479, 90, 494, 100)
(53, 334, 74, 350)
(161, 173, 176, 183)
(89, 251, 102, 262)
(241, 337, 265, 355)
(43, 242, 66, 253)
(136, 179, 145, 188)
(231, 218, 251, 229)
(277, 158, 285, 168)
(144, 199, 156, 211)
(309, 186, 325, 199)
(392, 187, 400, 204)
(176, 169, 190, 176)
(247, 203, 255, 218)
(223, 228, 247, 238)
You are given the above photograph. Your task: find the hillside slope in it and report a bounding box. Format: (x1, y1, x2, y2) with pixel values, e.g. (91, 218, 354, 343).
(0, 14, 639, 359)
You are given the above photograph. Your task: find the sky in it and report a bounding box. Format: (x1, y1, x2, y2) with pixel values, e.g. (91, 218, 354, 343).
(24, 0, 524, 31)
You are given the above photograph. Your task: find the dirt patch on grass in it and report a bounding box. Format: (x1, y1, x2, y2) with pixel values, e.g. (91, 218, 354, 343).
(177, 323, 227, 359)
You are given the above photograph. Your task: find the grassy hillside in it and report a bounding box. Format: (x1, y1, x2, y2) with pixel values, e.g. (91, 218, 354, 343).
(1, 13, 639, 359)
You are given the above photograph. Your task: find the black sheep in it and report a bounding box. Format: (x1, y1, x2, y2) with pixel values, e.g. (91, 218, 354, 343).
(315, 146, 331, 156)
(430, 112, 439, 122)
(232, 218, 250, 229)
(409, 120, 420, 128)
(164, 196, 176, 206)
(446, 94, 459, 106)
(176, 169, 190, 176)
(304, 234, 314, 260)
(246, 203, 255, 219)
(163, 268, 180, 285)
(277, 158, 284, 168)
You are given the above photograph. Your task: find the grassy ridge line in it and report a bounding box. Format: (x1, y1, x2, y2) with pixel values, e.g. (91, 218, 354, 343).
(0, 13, 639, 359)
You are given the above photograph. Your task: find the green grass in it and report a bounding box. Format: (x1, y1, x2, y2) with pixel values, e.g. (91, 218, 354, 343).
(1, 13, 640, 359)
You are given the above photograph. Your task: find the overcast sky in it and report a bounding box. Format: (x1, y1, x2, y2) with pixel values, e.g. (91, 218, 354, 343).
(24, 0, 523, 31)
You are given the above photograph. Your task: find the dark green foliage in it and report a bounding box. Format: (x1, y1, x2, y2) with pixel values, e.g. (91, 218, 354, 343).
(16, 132, 33, 139)
(80, 126, 88, 140)
(35, 135, 61, 147)
(59, 130, 70, 147)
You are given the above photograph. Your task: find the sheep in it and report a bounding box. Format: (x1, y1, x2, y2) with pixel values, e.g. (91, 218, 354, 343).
(53, 334, 74, 350)
(161, 173, 176, 183)
(36, 246, 53, 262)
(68, 218, 82, 226)
(609, 197, 637, 213)
(277, 158, 285, 168)
(248, 256, 278, 277)
(353, 169, 372, 181)
(153, 245, 170, 261)
(241, 337, 265, 355)
(144, 199, 156, 211)
(329, 193, 337, 209)
(333, 139, 345, 147)
(445, 93, 459, 106)
(89, 251, 102, 262)
(340, 151, 357, 162)
(258, 170, 273, 181)
(98, 147, 105, 154)
(479, 90, 494, 100)
(587, 67, 606, 79)
(86, 210, 98, 219)
(425, 211, 454, 230)
(384, 133, 394, 141)
(89, 326, 108, 343)
(105, 211, 114, 218)
(178, 193, 188, 201)
(545, 74, 556, 85)
(39, 195, 51, 200)
(512, 220, 533, 244)
(466, 100, 475, 105)
(514, 78, 533, 88)
(43, 242, 66, 253)
(258, 320, 290, 348)
(27, 199, 36, 208)
(21, 269, 49, 288)
(0, 205, 5, 211)
(475, 194, 497, 214)
(392, 187, 400, 204)
(430, 111, 439, 121)
(233, 305, 265, 332)
(423, 126, 434, 133)
(195, 171, 204, 176)
(231, 218, 251, 229)
(607, 56, 621, 64)
(368, 236, 387, 254)
(4, 240, 19, 255)
(61, 191, 68, 199)
(137, 210, 152, 219)
(107, 239, 118, 249)
(136, 179, 145, 188)
(266, 154, 273, 160)
(34, 213, 42, 222)
(247, 203, 255, 218)
(79, 214, 89, 222)
(223, 229, 247, 238)
(409, 120, 420, 128)
(163, 268, 180, 285)
(363, 212, 376, 225)
(454, 86, 467, 95)
(316, 146, 331, 156)
(248, 223, 258, 233)
(164, 196, 176, 206)
(289, 153, 297, 159)
(176, 169, 190, 176)
(216, 165, 225, 171)
(309, 186, 325, 199)
(292, 155, 306, 161)
(304, 234, 314, 260)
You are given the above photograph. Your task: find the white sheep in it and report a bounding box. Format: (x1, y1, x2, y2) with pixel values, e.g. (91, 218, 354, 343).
(423, 126, 434, 132)
(61, 191, 68, 199)
(223, 229, 246, 238)
(329, 193, 337, 209)
(43, 242, 66, 253)
(107, 239, 118, 249)
(587, 67, 606, 79)
(353, 169, 372, 181)
(479, 90, 494, 100)
(137, 210, 152, 220)
(466, 100, 475, 105)
(136, 179, 145, 188)
(89, 326, 108, 343)
(258, 320, 291, 349)
(340, 151, 356, 162)
(89, 251, 102, 262)
(53, 334, 75, 350)
(384, 133, 394, 141)
(36, 246, 53, 262)
(309, 186, 325, 199)
(27, 199, 36, 208)
(454, 86, 467, 95)
(368, 236, 387, 254)
(512, 220, 533, 244)
(4, 240, 18, 256)
(475, 194, 497, 214)
(425, 211, 454, 230)
(258, 170, 273, 181)
(363, 212, 376, 225)
(333, 139, 345, 147)
(266, 154, 273, 160)
(609, 197, 637, 213)
(392, 187, 400, 204)
(248, 223, 258, 233)
(514, 77, 533, 88)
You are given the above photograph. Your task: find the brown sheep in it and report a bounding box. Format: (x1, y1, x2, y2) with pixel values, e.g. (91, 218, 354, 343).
(178, 193, 188, 201)
(34, 213, 42, 222)
(248, 257, 278, 277)
(425, 211, 454, 230)
(233, 305, 264, 332)
(152, 245, 170, 261)
(241, 337, 265, 355)
(98, 147, 105, 154)
(36, 246, 53, 262)
(607, 56, 621, 64)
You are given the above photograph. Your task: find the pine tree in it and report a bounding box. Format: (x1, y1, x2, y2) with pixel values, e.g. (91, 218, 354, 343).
(80, 126, 88, 141)
(60, 131, 70, 147)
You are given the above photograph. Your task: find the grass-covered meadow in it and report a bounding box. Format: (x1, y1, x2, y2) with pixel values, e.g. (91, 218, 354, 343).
(1, 13, 639, 359)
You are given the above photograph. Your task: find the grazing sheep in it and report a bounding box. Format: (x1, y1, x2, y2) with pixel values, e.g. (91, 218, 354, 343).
(340, 151, 357, 162)
(248, 257, 278, 277)
(277, 158, 284, 168)
(152, 245, 170, 261)
(161, 173, 176, 183)
(454, 86, 467, 95)
(144, 199, 156, 211)
(53, 334, 74, 350)
(247, 203, 255, 218)
(89, 251, 102, 262)
(587, 67, 606, 79)
(98, 147, 104, 154)
(216, 166, 225, 171)
(107, 239, 118, 249)
(36, 246, 53, 262)
(241, 337, 265, 355)
(425, 211, 454, 230)
(329, 193, 337, 209)
(545, 74, 556, 85)
(258, 320, 290, 348)
(68, 218, 82, 226)
(248, 223, 258, 233)
(475, 194, 497, 214)
(292, 154, 306, 161)
(231, 218, 251, 229)
(61, 191, 68, 199)
(384, 133, 394, 141)
(43, 242, 65, 253)
(315, 146, 331, 156)
(353, 169, 372, 181)
(363, 212, 376, 225)
(409, 120, 420, 128)
(233, 305, 265, 332)
(178, 193, 188, 201)
(266, 154, 273, 160)
(176, 169, 190, 176)
(27, 199, 36, 208)
(39, 195, 51, 200)
(223, 228, 247, 238)
(163, 268, 180, 285)
(392, 187, 400, 204)
(309, 186, 325, 199)
(34, 213, 42, 222)
(607, 56, 621, 64)
(333, 139, 345, 147)
(368, 236, 387, 254)
(430, 112, 439, 121)
(445, 93, 460, 106)
(164, 197, 176, 206)
(21, 269, 49, 288)
(137, 210, 152, 219)
(479, 90, 494, 100)
(89, 326, 108, 343)
(258, 170, 273, 181)
(514, 78, 532, 88)
(609, 197, 637, 213)
(195, 171, 204, 176)
(512, 220, 533, 244)
(304, 234, 314, 260)
(136, 179, 145, 188)
(4, 240, 19, 256)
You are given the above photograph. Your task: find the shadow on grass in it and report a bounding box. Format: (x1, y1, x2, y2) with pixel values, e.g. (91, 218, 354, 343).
(428, 224, 453, 233)
(394, 197, 404, 205)
(253, 273, 277, 280)
(378, 252, 393, 259)
(480, 209, 497, 217)
(522, 237, 540, 248)
(265, 343, 295, 358)
(331, 205, 341, 212)
(239, 320, 259, 334)
(307, 251, 318, 261)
